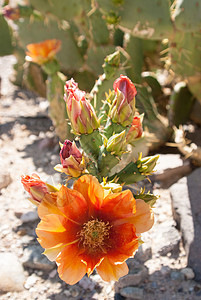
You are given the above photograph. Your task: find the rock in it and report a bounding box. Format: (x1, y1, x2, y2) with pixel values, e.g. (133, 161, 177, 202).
(155, 154, 183, 174)
(24, 274, 38, 289)
(120, 287, 143, 299)
(116, 260, 148, 291)
(181, 268, 195, 280)
(160, 266, 171, 276)
(20, 210, 39, 223)
(0, 252, 25, 292)
(0, 171, 12, 190)
(134, 243, 152, 263)
(170, 168, 201, 281)
(151, 220, 181, 256)
(22, 244, 55, 271)
(170, 271, 185, 281)
(79, 276, 96, 291)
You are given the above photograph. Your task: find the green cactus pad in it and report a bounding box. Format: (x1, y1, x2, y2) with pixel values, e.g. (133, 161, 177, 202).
(173, 0, 201, 32)
(97, 0, 174, 40)
(29, 0, 91, 21)
(169, 82, 195, 127)
(108, 161, 147, 184)
(0, 15, 13, 56)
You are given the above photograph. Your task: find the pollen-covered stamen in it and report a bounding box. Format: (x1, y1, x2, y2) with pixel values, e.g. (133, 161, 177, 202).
(78, 219, 112, 250)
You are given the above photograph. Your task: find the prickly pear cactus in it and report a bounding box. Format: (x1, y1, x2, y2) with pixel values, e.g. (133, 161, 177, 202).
(96, 0, 174, 40)
(0, 14, 13, 56)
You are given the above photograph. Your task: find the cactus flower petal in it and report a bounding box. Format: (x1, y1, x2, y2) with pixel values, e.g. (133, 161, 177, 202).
(36, 174, 154, 284)
(26, 39, 61, 65)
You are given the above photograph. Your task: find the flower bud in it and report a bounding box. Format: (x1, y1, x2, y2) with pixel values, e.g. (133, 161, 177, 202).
(26, 39, 61, 65)
(54, 140, 87, 177)
(21, 173, 48, 205)
(126, 114, 143, 144)
(101, 178, 122, 197)
(2, 5, 20, 20)
(106, 130, 127, 156)
(64, 78, 99, 134)
(138, 155, 159, 175)
(109, 75, 137, 126)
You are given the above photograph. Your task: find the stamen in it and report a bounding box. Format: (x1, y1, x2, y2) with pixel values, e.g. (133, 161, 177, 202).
(78, 218, 112, 251)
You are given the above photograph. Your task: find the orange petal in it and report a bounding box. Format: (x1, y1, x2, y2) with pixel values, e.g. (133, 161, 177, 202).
(73, 175, 104, 212)
(108, 238, 139, 264)
(56, 244, 86, 285)
(37, 192, 63, 219)
(79, 251, 104, 276)
(96, 257, 128, 282)
(129, 199, 154, 234)
(107, 223, 138, 263)
(100, 189, 135, 222)
(57, 185, 88, 224)
(36, 214, 80, 249)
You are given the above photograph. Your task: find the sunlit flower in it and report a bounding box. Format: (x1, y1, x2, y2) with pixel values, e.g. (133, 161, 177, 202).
(54, 140, 87, 177)
(109, 75, 137, 127)
(36, 175, 154, 285)
(64, 78, 99, 134)
(26, 39, 61, 65)
(126, 114, 143, 144)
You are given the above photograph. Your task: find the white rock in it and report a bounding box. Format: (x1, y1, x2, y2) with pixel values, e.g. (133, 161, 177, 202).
(0, 252, 25, 292)
(181, 268, 195, 280)
(24, 274, 38, 289)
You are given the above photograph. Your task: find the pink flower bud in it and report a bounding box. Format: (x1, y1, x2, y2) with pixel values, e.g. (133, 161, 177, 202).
(2, 5, 20, 21)
(21, 173, 48, 205)
(113, 75, 137, 103)
(64, 79, 99, 134)
(109, 75, 137, 126)
(126, 114, 143, 144)
(55, 140, 87, 177)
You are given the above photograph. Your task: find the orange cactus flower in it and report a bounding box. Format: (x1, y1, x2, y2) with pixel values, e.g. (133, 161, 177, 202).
(36, 175, 154, 285)
(26, 39, 61, 65)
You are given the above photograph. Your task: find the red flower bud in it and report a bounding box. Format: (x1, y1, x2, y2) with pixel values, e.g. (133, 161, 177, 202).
(55, 140, 87, 177)
(126, 114, 143, 144)
(21, 173, 48, 205)
(109, 75, 137, 126)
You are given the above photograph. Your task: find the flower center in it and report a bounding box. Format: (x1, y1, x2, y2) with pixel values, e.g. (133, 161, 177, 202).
(79, 219, 112, 251)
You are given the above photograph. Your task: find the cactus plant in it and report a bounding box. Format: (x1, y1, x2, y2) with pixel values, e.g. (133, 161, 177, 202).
(0, 14, 13, 56)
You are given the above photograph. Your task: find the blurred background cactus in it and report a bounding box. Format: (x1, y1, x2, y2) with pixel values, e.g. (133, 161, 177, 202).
(1, 0, 201, 147)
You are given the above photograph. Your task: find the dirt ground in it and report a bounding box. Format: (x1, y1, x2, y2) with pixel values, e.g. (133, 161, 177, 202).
(0, 55, 201, 300)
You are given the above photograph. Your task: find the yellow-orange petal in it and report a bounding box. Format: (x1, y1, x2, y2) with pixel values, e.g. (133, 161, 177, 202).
(43, 243, 66, 261)
(99, 189, 136, 222)
(36, 214, 80, 249)
(56, 244, 86, 285)
(129, 199, 154, 234)
(96, 257, 128, 282)
(73, 175, 104, 211)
